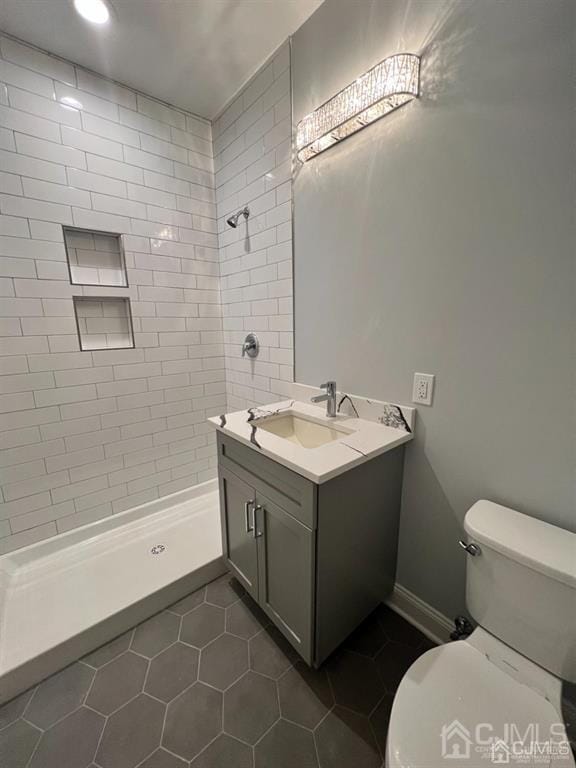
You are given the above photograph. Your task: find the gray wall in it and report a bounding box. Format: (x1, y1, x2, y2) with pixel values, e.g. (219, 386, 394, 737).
(292, 0, 575, 619)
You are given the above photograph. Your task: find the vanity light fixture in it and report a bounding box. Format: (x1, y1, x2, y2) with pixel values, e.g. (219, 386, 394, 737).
(73, 0, 110, 24)
(296, 52, 420, 162)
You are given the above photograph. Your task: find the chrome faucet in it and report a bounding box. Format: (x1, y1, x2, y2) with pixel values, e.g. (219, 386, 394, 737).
(311, 381, 337, 417)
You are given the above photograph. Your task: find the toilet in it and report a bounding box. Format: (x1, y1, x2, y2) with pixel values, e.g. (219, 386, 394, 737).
(386, 500, 576, 767)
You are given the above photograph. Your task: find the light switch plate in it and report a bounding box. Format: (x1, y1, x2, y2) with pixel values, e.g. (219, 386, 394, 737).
(412, 372, 435, 406)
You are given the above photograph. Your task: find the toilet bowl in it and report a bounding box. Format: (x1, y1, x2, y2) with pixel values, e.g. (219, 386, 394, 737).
(386, 629, 574, 767)
(386, 500, 576, 767)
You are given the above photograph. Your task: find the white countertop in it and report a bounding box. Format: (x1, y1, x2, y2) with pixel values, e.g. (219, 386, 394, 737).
(208, 399, 413, 483)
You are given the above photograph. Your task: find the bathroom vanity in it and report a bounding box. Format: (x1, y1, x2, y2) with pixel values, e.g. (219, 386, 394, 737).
(210, 400, 413, 667)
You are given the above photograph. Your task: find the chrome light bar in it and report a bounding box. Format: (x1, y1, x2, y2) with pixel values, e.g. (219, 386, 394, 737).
(296, 53, 420, 163)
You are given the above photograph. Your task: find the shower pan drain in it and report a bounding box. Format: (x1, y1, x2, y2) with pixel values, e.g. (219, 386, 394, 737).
(150, 544, 166, 555)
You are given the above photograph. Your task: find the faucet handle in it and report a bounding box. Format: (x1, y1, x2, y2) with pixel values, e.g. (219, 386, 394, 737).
(320, 381, 336, 393)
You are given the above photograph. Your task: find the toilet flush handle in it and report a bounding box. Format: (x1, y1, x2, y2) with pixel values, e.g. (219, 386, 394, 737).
(459, 540, 482, 556)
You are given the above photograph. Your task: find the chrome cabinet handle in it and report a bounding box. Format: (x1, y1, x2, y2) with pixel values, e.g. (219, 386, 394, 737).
(244, 500, 255, 533)
(253, 505, 264, 538)
(459, 540, 481, 556)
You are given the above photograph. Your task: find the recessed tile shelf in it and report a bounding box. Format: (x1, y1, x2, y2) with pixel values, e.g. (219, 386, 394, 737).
(73, 297, 135, 351)
(64, 226, 128, 287)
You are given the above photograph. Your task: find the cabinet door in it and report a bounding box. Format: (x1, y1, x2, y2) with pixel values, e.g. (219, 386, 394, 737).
(219, 467, 258, 600)
(255, 493, 314, 663)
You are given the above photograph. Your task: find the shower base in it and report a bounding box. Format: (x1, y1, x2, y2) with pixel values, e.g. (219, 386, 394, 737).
(0, 480, 224, 705)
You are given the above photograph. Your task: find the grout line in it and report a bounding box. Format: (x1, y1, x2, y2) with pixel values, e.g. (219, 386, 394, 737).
(18, 686, 38, 723)
(132, 744, 159, 768)
(185, 728, 222, 765)
(87, 705, 109, 765)
(312, 704, 335, 733)
(278, 713, 315, 733)
(23, 724, 43, 768)
(81, 663, 99, 704)
(140, 655, 152, 697)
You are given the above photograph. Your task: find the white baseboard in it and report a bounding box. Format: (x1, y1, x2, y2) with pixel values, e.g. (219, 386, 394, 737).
(386, 583, 453, 645)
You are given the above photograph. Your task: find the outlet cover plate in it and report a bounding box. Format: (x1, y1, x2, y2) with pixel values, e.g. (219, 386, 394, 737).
(412, 372, 435, 406)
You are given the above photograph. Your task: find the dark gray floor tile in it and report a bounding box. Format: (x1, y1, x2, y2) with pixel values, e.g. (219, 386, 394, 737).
(163, 682, 222, 760)
(0, 593, 443, 768)
(25, 662, 95, 729)
(224, 671, 279, 745)
(278, 661, 333, 729)
(190, 734, 253, 768)
(145, 642, 199, 702)
(374, 641, 422, 692)
(86, 651, 148, 714)
(29, 706, 104, 768)
(0, 718, 41, 768)
(0, 687, 35, 730)
(562, 684, 576, 756)
(419, 635, 437, 653)
(199, 633, 248, 690)
(343, 612, 388, 658)
(249, 626, 298, 679)
(226, 596, 269, 639)
(369, 693, 395, 755)
(167, 587, 205, 615)
(205, 574, 245, 607)
(564, 681, 576, 708)
(315, 706, 381, 768)
(375, 605, 428, 648)
(96, 694, 165, 768)
(256, 719, 318, 768)
(139, 747, 188, 768)
(180, 603, 225, 648)
(325, 650, 384, 715)
(82, 630, 133, 667)
(131, 612, 180, 658)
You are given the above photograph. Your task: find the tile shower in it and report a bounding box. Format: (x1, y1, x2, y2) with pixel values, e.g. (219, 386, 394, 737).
(0, 35, 293, 553)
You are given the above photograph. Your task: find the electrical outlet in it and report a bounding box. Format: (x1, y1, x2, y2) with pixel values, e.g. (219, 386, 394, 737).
(412, 372, 435, 406)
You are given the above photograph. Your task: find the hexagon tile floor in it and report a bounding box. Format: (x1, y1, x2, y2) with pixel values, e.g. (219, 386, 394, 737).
(0, 573, 435, 768)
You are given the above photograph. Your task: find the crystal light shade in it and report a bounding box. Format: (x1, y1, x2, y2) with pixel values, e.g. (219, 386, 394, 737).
(296, 53, 420, 162)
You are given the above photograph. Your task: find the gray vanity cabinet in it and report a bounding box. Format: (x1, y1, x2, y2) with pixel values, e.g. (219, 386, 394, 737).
(255, 491, 314, 663)
(218, 467, 259, 600)
(218, 459, 314, 662)
(217, 432, 404, 667)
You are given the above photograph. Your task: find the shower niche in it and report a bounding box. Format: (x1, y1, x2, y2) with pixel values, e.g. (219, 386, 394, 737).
(63, 226, 134, 351)
(73, 296, 134, 351)
(64, 227, 128, 287)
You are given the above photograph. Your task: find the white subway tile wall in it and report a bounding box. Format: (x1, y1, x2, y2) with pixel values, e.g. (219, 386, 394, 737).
(0, 35, 225, 552)
(213, 42, 294, 411)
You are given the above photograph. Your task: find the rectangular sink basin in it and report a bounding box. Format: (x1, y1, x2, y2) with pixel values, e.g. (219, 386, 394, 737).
(257, 413, 354, 449)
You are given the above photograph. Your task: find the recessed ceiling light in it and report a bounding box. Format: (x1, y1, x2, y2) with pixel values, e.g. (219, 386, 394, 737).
(73, 0, 110, 24)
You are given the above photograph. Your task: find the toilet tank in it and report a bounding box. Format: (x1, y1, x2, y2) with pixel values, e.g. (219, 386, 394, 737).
(464, 500, 576, 683)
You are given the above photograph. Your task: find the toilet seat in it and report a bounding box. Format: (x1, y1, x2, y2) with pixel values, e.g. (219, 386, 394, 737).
(386, 639, 574, 768)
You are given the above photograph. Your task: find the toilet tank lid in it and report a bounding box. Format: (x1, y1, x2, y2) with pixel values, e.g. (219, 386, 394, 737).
(465, 500, 576, 588)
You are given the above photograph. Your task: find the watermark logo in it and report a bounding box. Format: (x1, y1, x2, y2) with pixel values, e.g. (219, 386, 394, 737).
(490, 740, 510, 764)
(441, 720, 472, 759)
(439, 720, 571, 764)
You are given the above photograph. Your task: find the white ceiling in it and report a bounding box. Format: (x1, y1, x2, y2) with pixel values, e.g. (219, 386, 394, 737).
(0, 0, 322, 119)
